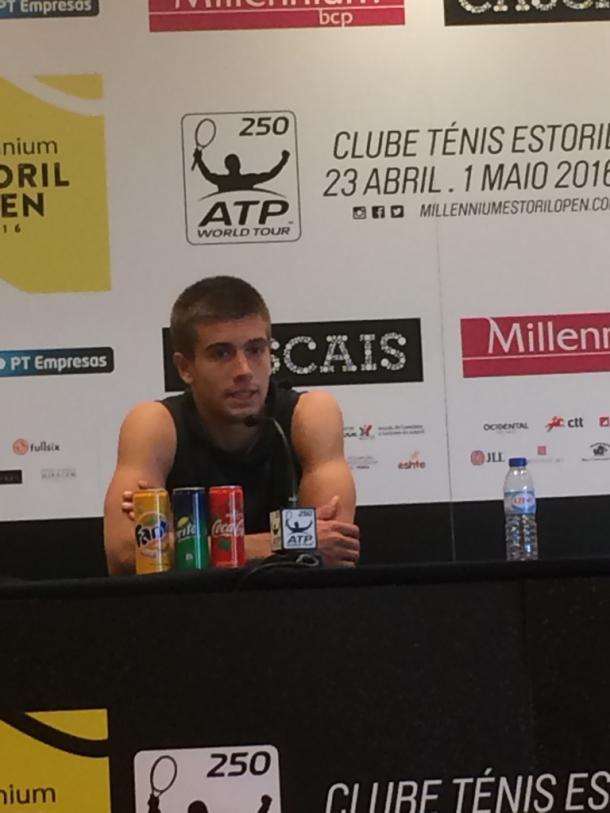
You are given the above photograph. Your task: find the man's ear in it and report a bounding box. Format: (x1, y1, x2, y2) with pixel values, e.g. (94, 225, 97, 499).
(173, 352, 194, 385)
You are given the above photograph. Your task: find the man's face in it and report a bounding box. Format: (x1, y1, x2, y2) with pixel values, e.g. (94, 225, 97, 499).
(174, 316, 272, 422)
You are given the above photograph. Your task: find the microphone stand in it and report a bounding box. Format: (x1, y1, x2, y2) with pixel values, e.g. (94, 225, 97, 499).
(244, 414, 322, 568)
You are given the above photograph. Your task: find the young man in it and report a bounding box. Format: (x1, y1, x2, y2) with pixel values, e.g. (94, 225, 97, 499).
(103, 276, 360, 575)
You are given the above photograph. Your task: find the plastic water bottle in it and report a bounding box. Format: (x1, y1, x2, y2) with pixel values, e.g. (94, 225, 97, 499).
(504, 457, 538, 561)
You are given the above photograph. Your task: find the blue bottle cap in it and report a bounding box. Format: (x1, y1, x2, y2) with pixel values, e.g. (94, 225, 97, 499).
(509, 457, 527, 467)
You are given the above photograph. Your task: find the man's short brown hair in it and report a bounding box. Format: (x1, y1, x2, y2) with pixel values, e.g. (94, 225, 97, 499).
(170, 276, 271, 357)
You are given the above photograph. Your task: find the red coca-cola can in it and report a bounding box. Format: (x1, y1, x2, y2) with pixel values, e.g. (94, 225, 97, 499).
(209, 485, 246, 568)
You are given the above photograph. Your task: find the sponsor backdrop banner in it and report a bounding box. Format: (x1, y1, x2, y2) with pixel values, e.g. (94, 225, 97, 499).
(0, 0, 609, 522)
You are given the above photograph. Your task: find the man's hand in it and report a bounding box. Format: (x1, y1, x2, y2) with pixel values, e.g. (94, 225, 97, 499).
(121, 479, 152, 521)
(316, 496, 360, 568)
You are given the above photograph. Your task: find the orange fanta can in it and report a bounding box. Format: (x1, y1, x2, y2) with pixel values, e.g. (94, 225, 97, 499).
(134, 489, 172, 575)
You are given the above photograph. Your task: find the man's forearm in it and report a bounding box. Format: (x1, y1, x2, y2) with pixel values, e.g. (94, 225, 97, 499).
(105, 538, 135, 576)
(245, 533, 272, 561)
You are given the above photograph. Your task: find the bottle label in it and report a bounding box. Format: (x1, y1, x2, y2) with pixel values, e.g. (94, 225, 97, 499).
(505, 490, 536, 515)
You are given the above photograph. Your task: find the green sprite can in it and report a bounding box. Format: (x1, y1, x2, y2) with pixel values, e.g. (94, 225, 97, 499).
(172, 487, 209, 570)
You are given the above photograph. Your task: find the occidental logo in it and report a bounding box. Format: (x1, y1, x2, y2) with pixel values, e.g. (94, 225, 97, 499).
(461, 312, 610, 377)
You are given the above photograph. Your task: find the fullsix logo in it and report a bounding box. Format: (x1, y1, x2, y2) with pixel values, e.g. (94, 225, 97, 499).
(0, 0, 99, 18)
(13, 438, 60, 454)
(163, 319, 423, 391)
(0, 347, 114, 377)
(445, 0, 610, 26)
(461, 312, 610, 377)
(182, 111, 300, 245)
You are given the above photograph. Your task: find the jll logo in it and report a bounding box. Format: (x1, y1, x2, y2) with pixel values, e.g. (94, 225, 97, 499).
(461, 312, 610, 377)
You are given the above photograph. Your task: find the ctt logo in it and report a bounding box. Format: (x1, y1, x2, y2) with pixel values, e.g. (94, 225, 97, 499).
(182, 111, 301, 246)
(445, 0, 610, 25)
(545, 416, 584, 431)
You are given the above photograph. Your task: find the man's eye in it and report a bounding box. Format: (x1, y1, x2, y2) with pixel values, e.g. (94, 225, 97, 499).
(248, 343, 269, 357)
(211, 348, 231, 360)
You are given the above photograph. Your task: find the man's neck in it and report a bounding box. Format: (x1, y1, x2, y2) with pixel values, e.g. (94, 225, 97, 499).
(191, 392, 260, 453)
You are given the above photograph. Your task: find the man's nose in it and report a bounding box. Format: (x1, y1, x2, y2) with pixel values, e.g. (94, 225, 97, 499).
(233, 350, 253, 377)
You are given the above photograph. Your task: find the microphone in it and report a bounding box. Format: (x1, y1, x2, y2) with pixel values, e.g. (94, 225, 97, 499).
(244, 414, 319, 561)
(244, 414, 298, 507)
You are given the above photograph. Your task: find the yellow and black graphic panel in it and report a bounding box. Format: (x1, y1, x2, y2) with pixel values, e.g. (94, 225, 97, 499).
(0, 74, 110, 293)
(0, 709, 111, 811)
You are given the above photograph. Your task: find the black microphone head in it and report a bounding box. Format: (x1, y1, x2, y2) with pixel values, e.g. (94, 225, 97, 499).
(244, 415, 263, 428)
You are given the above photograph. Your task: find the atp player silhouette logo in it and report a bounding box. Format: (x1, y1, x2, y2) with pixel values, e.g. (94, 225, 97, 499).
(146, 756, 273, 813)
(136, 746, 283, 813)
(286, 517, 313, 534)
(182, 111, 301, 246)
(191, 118, 290, 194)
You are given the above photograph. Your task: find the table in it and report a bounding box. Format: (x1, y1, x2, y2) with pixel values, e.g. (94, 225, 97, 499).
(1, 560, 609, 813)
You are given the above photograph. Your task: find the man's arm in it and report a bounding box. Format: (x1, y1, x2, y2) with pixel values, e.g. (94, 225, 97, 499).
(292, 391, 360, 567)
(252, 150, 290, 185)
(192, 149, 221, 185)
(103, 402, 176, 575)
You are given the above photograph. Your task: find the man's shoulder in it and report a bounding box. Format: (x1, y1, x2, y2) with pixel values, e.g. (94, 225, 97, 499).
(293, 390, 342, 424)
(120, 400, 177, 444)
(291, 391, 344, 463)
(114, 401, 177, 474)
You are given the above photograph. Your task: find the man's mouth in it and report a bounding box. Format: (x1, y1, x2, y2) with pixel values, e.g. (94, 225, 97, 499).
(226, 388, 257, 401)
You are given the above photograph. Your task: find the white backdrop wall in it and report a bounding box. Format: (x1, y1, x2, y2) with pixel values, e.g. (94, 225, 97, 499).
(1, 0, 610, 522)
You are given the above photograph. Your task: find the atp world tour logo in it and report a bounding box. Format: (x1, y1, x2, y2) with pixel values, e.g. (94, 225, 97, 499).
(181, 110, 301, 245)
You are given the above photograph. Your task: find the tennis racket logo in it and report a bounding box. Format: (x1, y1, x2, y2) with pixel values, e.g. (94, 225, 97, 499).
(191, 119, 217, 169)
(148, 756, 178, 811)
(182, 111, 301, 245)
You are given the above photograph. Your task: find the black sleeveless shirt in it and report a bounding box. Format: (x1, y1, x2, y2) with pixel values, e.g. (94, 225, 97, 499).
(162, 381, 302, 534)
